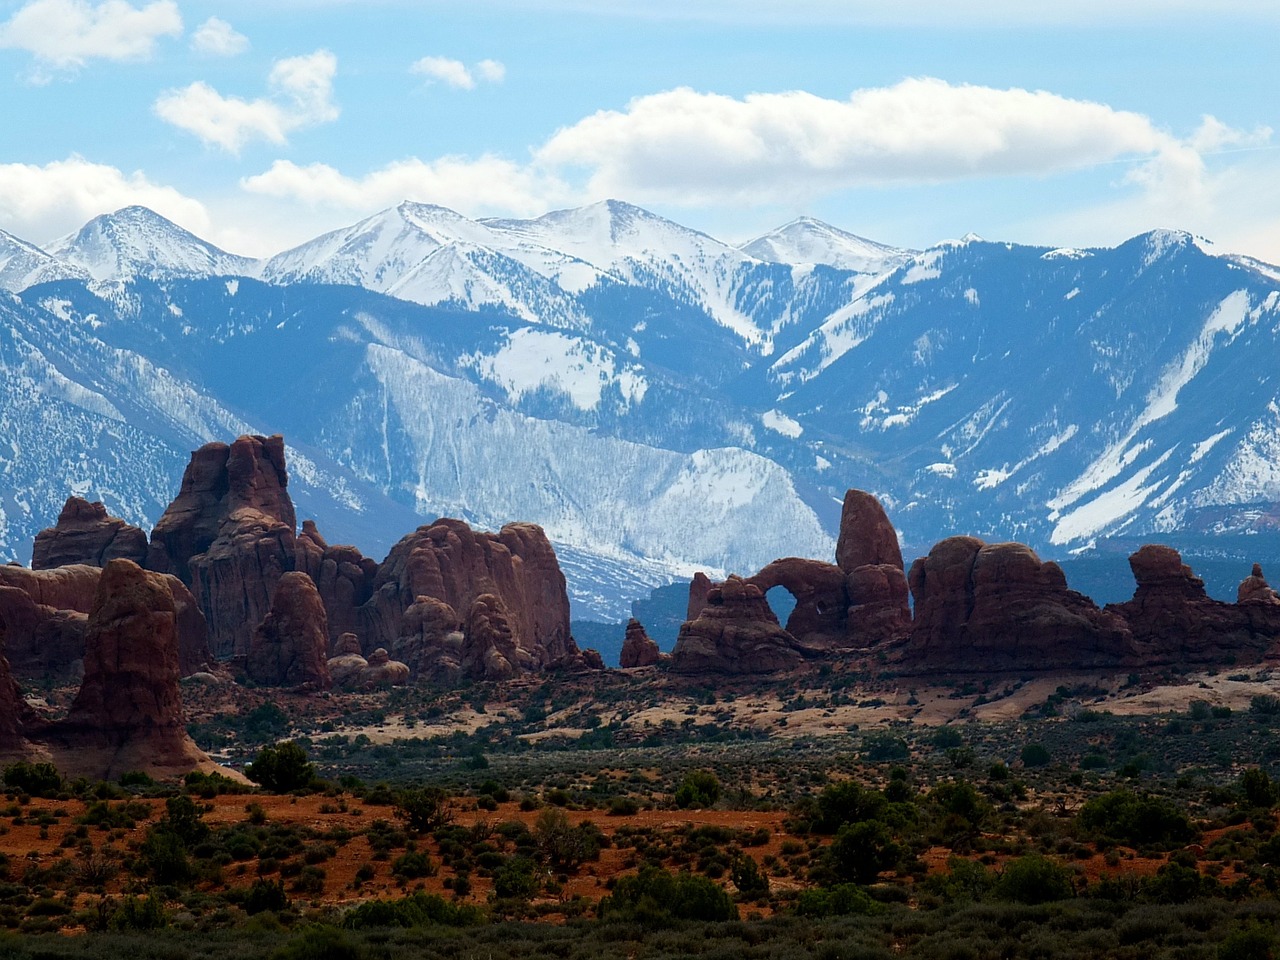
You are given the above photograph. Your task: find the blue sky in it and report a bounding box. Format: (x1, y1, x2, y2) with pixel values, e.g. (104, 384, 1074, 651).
(1, 0, 1278, 261)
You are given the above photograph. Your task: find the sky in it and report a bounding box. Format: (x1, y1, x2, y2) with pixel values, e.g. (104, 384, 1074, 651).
(1, 0, 1279, 261)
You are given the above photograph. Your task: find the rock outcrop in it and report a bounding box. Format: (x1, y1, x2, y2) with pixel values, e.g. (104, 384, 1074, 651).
(53, 559, 212, 779)
(671, 576, 807, 674)
(247, 572, 332, 690)
(0, 563, 210, 679)
(293, 521, 378, 644)
(360, 518, 590, 676)
(0, 564, 100, 679)
(1238, 563, 1280, 605)
(901, 537, 1135, 672)
(619, 618, 661, 668)
(747, 558, 849, 654)
(326, 633, 368, 687)
(392, 596, 464, 681)
(32, 497, 148, 571)
(148, 435, 298, 659)
(357, 648, 410, 687)
(1107, 545, 1280, 664)
(836, 489, 912, 648)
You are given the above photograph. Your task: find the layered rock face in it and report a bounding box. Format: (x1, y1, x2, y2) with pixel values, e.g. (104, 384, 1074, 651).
(148, 435, 297, 659)
(671, 576, 806, 674)
(55, 559, 212, 779)
(1107, 545, 1280, 663)
(358, 648, 410, 687)
(0, 616, 41, 757)
(327, 632, 369, 687)
(1239, 564, 1280, 605)
(247, 572, 332, 690)
(0, 561, 210, 679)
(0, 564, 99, 678)
(32, 497, 148, 571)
(901, 538, 1134, 672)
(620, 618, 661, 668)
(836, 489, 912, 648)
(293, 521, 377, 645)
(360, 519, 589, 676)
(392, 596, 464, 681)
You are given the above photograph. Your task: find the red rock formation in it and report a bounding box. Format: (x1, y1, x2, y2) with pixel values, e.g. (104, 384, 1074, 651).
(1107, 545, 1280, 664)
(462, 593, 524, 681)
(0, 616, 42, 757)
(392, 596, 463, 681)
(1238, 564, 1280, 605)
(836, 489, 911, 647)
(148, 435, 298, 659)
(0, 564, 98, 679)
(902, 537, 1134, 672)
(0, 563, 209, 679)
(247, 572, 332, 690)
(687, 572, 714, 622)
(326, 632, 368, 687)
(620, 618, 661, 668)
(670, 576, 807, 674)
(360, 518, 585, 675)
(53, 559, 212, 779)
(32, 497, 148, 571)
(747, 558, 848, 653)
(357, 648, 410, 687)
(294, 520, 378, 644)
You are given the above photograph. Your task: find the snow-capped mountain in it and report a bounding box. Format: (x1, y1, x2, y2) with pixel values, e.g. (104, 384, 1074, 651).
(47, 206, 258, 282)
(4, 202, 1280, 627)
(740, 216, 914, 276)
(0, 229, 89, 293)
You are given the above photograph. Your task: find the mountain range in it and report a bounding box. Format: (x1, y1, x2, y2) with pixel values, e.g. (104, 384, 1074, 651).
(2, 200, 1279, 629)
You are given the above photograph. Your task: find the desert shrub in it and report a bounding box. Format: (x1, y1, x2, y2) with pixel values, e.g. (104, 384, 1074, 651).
(139, 826, 193, 885)
(994, 854, 1075, 904)
(1251, 695, 1280, 716)
(1219, 921, 1277, 960)
(1020, 743, 1052, 768)
(162, 794, 209, 846)
(272, 925, 360, 960)
(794, 882, 882, 917)
(247, 741, 317, 793)
(1078, 790, 1195, 848)
(342, 891, 482, 929)
(3, 762, 62, 798)
(863, 733, 909, 762)
(391, 850, 436, 880)
(674, 771, 721, 809)
(731, 855, 769, 897)
(243, 878, 289, 915)
(493, 855, 540, 899)
(395, 785, 452, 832)
(925, 856, 996, 903)
(600, 865, 737, 923)
(111, 891, 167, 931)
(825, 820, 901, 885)
(534, 807, 602, 871)
(1240, 769, 1278, 808)
(813, 781, 887, 834)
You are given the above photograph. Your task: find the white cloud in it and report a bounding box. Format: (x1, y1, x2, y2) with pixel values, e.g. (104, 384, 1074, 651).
(0, 0, 181, 70)
(0, 156, 209, 243)
(475, 58, 505, 83)
(410, 55, 505, 90)
(536, 79, 1195, 205)
(153, 49, 339, 153)
(241, 156, 568, 218)
(190, 16, 248, 57)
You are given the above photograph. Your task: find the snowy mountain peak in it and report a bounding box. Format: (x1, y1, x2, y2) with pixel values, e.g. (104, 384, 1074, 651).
(740, 217, 914, 273)
(48, 206, 257, 283)
(0, 228, 89, 293)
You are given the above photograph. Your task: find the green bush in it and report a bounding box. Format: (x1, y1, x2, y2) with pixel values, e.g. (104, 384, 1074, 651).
(793, 883, 883, 917)
(826, 820, 901, 885)
(247, 742, 317, 793)
(1020, 743, 1051, 768)
(271, 925, 360, 960)
(493, 855, 540, 900)
(341, 891, 483, 929)
(600, 866, 737, 924)
(674, 771, 722, 809)
(3, 762, 62, 797)
(1078, 790, 1195, 848)
(1219, 921, 1276, 960)
(813, 781, 887, 833)
(110, 891, 167, 931)
(994, 854, 1075, 904)
(395, 786, 452, 832)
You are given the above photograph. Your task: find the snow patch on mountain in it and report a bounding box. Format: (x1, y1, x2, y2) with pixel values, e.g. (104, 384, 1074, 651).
(469, 328, 648, 411)
(761, 409, 802, 438)
(0, 230, 89, 292)
(739, 217, 913, 274)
